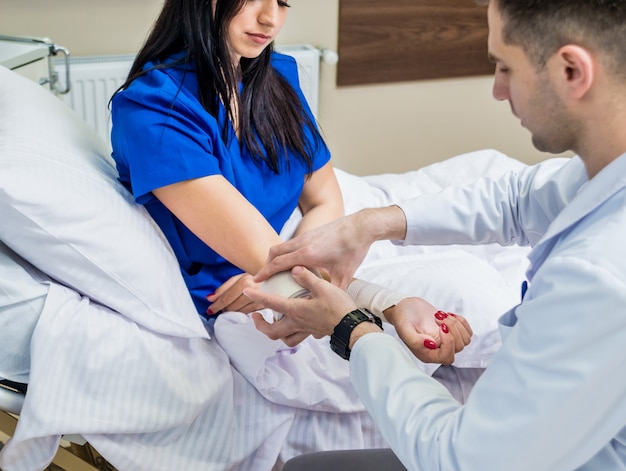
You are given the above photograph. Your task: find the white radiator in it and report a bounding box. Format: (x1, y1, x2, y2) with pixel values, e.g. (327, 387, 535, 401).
(55, 44, 321, 148)
(55, 54, 133, 148)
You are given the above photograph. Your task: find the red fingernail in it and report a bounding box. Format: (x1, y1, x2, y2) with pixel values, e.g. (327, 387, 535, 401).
(441, 323, 449, 334)
(423, 339, 437, 350)
(447, 312, 456, 317)
(207, 293, 215, 298)
(435, 311, 448, 320)
(206, 308, 214, 315)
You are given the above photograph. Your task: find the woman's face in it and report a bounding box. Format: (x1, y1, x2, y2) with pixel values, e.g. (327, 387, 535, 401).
(227, 0, 290, 62)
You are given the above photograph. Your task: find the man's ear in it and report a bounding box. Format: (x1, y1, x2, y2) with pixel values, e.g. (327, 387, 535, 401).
(554, 45, 594, 99)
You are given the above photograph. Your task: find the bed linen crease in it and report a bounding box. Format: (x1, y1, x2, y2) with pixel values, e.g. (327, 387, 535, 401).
(0, 62, 548, 471)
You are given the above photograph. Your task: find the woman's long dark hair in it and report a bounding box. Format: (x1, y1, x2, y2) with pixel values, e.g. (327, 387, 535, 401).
(115, 0, 322, 174)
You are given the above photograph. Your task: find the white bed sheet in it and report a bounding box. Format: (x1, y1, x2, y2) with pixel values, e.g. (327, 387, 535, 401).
(1, 148, 531, 471)
(215, 150, 530, 410)
(0, 64, 388, 471)
(0, 70, 526, 471)
(209, 149, 533, 467)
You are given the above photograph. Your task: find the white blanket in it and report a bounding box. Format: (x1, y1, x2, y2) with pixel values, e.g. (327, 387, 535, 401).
(1, 150, 530, 471)
(215, 149, 530, 412)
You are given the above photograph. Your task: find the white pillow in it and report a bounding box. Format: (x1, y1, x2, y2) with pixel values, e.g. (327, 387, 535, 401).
(0, 66, 204, 339)
(354, 250, 519, 372)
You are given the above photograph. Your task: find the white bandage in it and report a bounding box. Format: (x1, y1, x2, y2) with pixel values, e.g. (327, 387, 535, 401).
(261, 271, 310, 321)
(347, 278, 408, 322)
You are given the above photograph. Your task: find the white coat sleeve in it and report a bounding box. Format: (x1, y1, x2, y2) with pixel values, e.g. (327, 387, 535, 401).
(349, 254, 626, 471)
(397, 156, 586, 247)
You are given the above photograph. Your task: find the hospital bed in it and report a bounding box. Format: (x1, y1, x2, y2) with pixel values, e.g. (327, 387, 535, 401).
(0, 380, 24, 416)
(0, 381, 103, 470)
(0, 64, 531, 470)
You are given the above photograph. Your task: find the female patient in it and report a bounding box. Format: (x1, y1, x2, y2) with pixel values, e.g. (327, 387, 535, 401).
(110, 0, 468, 365)
(110, 0, 343, 318)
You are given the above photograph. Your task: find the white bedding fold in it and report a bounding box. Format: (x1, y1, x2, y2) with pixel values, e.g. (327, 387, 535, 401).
(0, 148, 533, 470)
(1, 283, 239, 471)
(214, 310, 365, 413)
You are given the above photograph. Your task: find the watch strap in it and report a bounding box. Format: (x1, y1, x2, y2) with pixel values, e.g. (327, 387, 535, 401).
(330, 308, 382, 360)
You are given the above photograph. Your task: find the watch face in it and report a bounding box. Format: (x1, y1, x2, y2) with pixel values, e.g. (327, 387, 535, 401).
(350, 308, 373, 322)
(355, 308, 383, 329)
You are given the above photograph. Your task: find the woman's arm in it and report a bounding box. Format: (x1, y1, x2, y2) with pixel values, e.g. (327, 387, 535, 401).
(294, 162, 344, 236)
(154, 163, 342, 315)
(153, 174, 283, 276)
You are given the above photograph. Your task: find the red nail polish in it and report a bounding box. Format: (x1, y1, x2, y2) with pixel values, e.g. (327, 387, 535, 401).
(447, 312, 456, 317)
(206, 308, 214, 315)
(435, 311, 448, 320)
(423, 339, 437, 350)
(441, 323, 449, 334)
(207, 293, 215, 298)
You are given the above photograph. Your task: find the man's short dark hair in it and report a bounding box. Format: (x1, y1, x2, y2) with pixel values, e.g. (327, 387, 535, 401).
(479, 0, 626, 75)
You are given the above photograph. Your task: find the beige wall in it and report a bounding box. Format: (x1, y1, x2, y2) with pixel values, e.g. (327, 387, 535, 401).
(0, 0, 564, 175)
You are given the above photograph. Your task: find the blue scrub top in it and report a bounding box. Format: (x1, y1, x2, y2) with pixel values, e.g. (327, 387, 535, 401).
(111, 52, 331, 315)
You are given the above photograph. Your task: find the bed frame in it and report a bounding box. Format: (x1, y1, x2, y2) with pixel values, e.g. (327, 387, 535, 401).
(0, 380, 108, 471)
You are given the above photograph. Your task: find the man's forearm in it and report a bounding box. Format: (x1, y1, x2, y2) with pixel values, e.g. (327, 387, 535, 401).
(353, 205, 407, 244)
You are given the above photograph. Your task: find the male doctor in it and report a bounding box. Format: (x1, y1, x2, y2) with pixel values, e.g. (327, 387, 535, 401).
(246, 0, 626, 469)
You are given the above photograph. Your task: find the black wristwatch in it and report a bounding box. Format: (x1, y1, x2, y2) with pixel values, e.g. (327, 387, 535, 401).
(330, 308, 383, 360)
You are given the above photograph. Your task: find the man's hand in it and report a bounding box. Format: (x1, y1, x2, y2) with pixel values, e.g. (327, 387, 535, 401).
(255, 206, 407, 290)
(254, 214, 369, 290)
(245, 266, 358, 346)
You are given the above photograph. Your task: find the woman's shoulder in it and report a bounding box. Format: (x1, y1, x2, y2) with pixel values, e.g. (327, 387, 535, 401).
(271, 50, 298, 66)
(115, 55, 198, 106)
(270, 51, 299, 82)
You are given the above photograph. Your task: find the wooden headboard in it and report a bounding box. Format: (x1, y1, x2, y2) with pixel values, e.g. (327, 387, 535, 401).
(337, 0, 493, 86)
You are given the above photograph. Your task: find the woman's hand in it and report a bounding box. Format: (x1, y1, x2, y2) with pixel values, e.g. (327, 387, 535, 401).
(207, 273, 264, 315)
(385, 298, 473, 365)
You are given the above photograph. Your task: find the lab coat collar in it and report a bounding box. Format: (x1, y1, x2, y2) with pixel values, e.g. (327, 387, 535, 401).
(527, 152, 626, 279)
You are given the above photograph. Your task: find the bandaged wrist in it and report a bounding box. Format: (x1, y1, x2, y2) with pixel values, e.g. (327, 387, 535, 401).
(347, 278, 407, 322)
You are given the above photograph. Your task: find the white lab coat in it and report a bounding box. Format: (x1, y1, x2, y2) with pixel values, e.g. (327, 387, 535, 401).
(349, 155, 626, 470)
